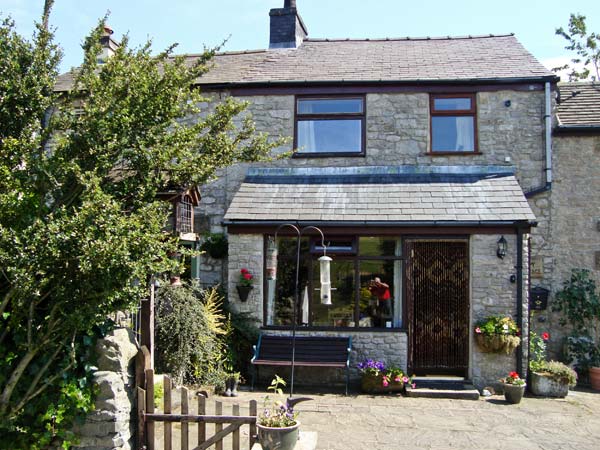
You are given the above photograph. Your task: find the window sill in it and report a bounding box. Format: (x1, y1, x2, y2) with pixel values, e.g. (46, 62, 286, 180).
(292, 151, 366, 158)
(426, 151, 482, 156)
(261, 325, 407, 333)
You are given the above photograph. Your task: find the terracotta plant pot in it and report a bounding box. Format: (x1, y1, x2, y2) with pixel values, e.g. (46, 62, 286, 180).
(257, 422, 300, 450)
(530, 372, 569, 398)
(590, 367, 600, 391)
(503, 383, 526, 404)
(236, 285, 253, 302)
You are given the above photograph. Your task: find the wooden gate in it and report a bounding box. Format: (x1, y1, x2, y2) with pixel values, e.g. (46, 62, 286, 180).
(137, 366, 257, 450)
(406, 239, 469, 376)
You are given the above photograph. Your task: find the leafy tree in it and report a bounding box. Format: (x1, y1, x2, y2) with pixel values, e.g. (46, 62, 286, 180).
(0, 1, 282, 447)
(554, 13, 600, 81)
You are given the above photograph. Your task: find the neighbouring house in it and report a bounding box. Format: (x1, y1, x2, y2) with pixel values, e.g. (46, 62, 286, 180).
(54, 1, 600, 390)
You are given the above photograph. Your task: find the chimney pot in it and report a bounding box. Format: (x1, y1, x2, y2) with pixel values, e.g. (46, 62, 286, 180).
(98, 25, 119, 64)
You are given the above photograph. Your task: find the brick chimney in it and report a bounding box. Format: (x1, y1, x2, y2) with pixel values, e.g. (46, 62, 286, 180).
(269, 0, 308, 49)
(97, 26, 119, 64)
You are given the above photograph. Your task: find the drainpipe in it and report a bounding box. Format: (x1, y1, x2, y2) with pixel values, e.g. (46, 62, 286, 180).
(516, 227, 524, 377)
(525, 81, 553, 198)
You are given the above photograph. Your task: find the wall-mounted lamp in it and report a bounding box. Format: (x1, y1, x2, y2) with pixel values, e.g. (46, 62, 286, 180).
(497, 236, 508, 259)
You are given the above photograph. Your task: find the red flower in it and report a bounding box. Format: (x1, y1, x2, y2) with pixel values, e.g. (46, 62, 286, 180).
(240, 268, 249, 274)
(243, 273, 253, 280)
(541, 332, 550, 341)
(509, 371, 520, 379)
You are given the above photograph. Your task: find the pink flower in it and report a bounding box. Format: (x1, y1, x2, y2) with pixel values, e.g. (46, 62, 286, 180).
(394, 376, 401, 383)
(382, 375, 389, 387)
(240, 268, 249, 274)
(475, 327, 482, 334)
(411, 383, 416, 389)
(382, 379, 389, 387)
(402, 376, 409, 383)
(243, 273, 253, 280)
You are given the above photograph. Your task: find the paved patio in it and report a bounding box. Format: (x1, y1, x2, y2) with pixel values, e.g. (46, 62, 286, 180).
(223, 386, 600, 450)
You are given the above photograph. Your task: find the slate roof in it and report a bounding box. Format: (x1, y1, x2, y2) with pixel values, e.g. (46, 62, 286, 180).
(54, 34, 554, 91)
(224, 166, 536, 224)
(194, 35, 553, 85)
(556, 82, 600, 126)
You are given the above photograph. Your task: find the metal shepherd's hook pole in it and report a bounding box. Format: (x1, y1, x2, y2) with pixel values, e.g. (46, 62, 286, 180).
(273, 223, 327, 397)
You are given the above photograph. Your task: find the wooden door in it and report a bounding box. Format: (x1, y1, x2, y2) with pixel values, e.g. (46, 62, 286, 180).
(406, 240, 469, 376)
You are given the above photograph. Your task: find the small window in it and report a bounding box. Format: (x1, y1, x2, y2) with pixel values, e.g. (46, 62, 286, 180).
(295, 97, 365, 156)
(430, 94, 477, 153)
(176, 194, 193, 234)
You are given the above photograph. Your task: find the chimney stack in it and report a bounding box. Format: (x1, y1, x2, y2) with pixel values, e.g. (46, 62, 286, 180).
(269, 0, 307, 49)
(97, 25, 119, 64)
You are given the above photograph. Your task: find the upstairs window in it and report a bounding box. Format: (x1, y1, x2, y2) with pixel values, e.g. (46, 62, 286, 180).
(430, 94, 477, 153)
(295, 96, 365, 156)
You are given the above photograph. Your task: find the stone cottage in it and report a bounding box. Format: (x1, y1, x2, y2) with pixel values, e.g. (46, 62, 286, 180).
(191, 0, 561, 389)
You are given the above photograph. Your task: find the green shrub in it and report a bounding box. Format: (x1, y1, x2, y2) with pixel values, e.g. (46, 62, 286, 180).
(155, 283, 228, 386)
(535, 361, 578, 386)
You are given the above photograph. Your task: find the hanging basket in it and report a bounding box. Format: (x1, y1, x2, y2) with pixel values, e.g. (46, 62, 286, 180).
(475, 334, 521, 355)
(236, 285, 253, 302)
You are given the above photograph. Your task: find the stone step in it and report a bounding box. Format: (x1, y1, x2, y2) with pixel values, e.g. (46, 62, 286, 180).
(406, 378, 480, 400)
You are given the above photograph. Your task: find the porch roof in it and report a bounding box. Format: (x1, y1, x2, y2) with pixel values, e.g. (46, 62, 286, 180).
(223, 166, 536, 224)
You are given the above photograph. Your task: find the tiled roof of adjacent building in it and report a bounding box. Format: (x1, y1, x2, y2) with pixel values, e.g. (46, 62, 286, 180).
(55, 34, 554, 91)
(224, 166, 536, 224)
(556, 82, 600, 126)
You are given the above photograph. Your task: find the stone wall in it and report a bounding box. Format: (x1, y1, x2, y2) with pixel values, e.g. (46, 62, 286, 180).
(197, 89, 548, 288)
(528, 134, 600, 358)
(470, 234, 530, 389)
(73, 328, 138, 450)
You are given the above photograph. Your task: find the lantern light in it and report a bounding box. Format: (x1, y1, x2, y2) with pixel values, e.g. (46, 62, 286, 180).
(497, 236, 508, 259)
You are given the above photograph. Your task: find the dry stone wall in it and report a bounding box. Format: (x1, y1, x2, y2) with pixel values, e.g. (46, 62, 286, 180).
(72, 328, 138, 450)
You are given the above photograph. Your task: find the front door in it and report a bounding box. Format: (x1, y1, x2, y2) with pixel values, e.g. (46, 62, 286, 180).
(406, 239, 469, 376)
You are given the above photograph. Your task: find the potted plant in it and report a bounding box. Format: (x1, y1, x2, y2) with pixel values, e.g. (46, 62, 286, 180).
(500, 371, 526, 404)
(529, 331, 577, 397)
(553, 269, 600, 390)
(200, 232, 228, 259)
(236, 268, 254, 302)
(474, 315, 521, 354)
(257, 375, 310, 450)
(357, 359, 412, 394)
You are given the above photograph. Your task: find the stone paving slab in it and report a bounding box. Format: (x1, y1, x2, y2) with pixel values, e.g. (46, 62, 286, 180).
(222, 387, 600, 450)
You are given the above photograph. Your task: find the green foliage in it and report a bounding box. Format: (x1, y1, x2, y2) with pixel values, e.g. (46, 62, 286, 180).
(0, 2, 282, 446)
(200, 233, 228, 259)
(474, 315, 519, 336)
(529, 331, 548, 372)
(554, 13, 600, 81)
(258, 375, 298, 428)
(553, 269, 600, 369)
(535, 361, 578, 386)
(222, 301, 260, 380)
(155, 284, 228, 386)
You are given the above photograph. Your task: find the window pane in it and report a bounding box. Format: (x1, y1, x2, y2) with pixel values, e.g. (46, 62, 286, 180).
(359, 237, 397, 257)
(267, 237, 309, 326)
(434, 97, 471, 111)
(298, 98, 363, 114)
(311, 260, 355, 327)
(359, 261, 395, 328)
(431, 116, 474, 152)
(298, 119, 362, 153)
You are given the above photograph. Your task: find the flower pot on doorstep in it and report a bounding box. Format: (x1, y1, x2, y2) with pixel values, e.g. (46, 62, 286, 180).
(590, 366, 600, 391)
(236, 285, 253, 302)
(257, 422, 300, 450)
(503, 383, 526, 404)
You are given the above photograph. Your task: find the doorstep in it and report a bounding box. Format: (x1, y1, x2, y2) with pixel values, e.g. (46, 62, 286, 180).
(406, 376, 480, 400)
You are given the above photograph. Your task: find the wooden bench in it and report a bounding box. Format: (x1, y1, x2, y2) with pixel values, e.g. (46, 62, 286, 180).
(251, 334, 352, 395)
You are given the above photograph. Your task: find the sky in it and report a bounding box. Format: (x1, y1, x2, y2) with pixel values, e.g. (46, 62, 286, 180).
(1, 0, 599, 76)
